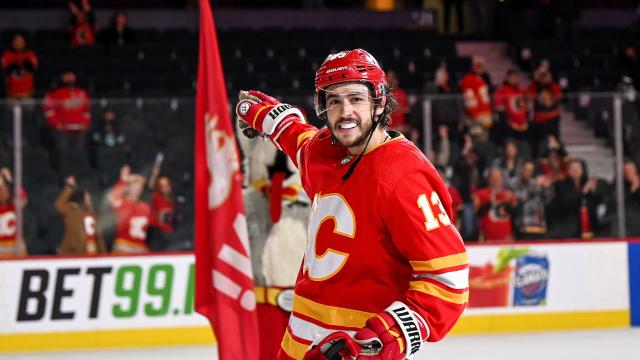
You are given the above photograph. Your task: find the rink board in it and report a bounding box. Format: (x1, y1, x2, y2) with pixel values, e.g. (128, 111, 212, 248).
(0, 241, 636, 352)
(453, 241, 631, 334)
(629, 241, 640, 326)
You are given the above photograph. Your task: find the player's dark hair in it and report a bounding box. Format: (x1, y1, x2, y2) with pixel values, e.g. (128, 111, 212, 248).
(379, 84, 398, 127)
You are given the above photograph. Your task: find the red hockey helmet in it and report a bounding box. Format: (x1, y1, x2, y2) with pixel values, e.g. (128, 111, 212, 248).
(314, 49, 387, 116)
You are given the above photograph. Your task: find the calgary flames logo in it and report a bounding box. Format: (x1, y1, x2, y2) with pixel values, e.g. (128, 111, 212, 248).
(205, 112, 239, 209)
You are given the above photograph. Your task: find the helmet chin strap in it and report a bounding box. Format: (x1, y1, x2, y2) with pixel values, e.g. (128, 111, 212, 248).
(341, 103, 388, 181)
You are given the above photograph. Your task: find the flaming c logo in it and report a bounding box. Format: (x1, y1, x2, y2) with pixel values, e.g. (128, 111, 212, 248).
(205, 112, 239, 209)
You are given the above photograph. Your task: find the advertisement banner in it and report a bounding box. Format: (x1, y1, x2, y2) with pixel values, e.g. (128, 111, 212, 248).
(464, 242, 629, 314)
(0, 254, 208, 335)
(0, 242, 634, 351)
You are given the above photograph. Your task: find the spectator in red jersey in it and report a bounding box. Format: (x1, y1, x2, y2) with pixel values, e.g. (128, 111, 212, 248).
(461, 56, 493, 140)
(108, 165, 152, 254)
(473, 167, 516, 242)
(1, 34, 38, 99)
(548, 159, 600, 239)
(0, 167, 27, 258)
(55, 176, 105, 255)
(146, 159, 179, 251)
(44, 70, 91, 175)
(494, 68, 529, 142)
(528, 67, 563, 153)
(386, 70, 417, 142)
(68, 0, 96, 47)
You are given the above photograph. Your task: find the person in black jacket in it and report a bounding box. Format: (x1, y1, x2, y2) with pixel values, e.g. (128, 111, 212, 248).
(547, 159, 601, 239)
(101, 10, 135, 49)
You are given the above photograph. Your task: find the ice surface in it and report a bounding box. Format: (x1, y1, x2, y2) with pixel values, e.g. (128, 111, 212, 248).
(2, 328, 638, 360)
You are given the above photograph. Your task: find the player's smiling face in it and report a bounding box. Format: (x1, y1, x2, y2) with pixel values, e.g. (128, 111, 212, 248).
(324, 82, 382, 152)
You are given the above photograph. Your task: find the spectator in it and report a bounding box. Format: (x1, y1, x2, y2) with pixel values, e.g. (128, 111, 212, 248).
(619, 76, 640, 164)
(69, 0, 96, 47)
(0, 167, 27, 258)
(510, 161, 552, 240)
(55, 176, 105, 255)
(101, 10, 135, 49)
(548, 159, 600, 239)
(434, 124, 461, 170)
(620, 159, 640, 236)
(436, 165, 463, 229)
(44, 70, 91, 175)
(430, 66, 463, 142)
(494, 68, 529, 142)
(386, 70, 416, 142)
(146, 160, 179, 251)
(528, 67, 563, 152)
(89, 109, 129, 186)
(108, 165, 151, 254)
(538, 135, 569, 183)
(452, 135, 487, 241)
(461, 56, 493, 140)
(492, 138, 524, 181)
(473, 167, 516, 242)
(1, 34, 38, 99)
(618, 45, 640, 85)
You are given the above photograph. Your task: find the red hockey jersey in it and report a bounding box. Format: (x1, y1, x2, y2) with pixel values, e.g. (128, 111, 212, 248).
(1, 50, 37, 97)
(494, 84, 529, 131)
(461, 73, 492, 126)
(268, 121, 468, 359)
(473, 188, 515, 242)
(150, 192, 175, 233)
(0, 202, 17, 258)
(44, 86, 91, 131)
(111, 196, 151, 254)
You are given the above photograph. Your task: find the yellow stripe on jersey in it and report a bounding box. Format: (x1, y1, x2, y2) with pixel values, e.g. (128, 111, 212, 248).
(296, 130, 317, 147)
(409, 252, 468, 272)
(409, 281, 469, 305)
(293, 295, 375, 328)
(281, 328, 310, 360)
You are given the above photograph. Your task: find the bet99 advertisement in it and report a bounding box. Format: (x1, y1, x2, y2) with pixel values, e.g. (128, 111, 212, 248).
(465, 242, 629, 313)
(0, 254, 209, 334)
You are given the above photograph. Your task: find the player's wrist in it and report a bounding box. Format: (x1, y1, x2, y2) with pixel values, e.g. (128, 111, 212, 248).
(260, 103, 304, 135)
(382, 301, 430, 357)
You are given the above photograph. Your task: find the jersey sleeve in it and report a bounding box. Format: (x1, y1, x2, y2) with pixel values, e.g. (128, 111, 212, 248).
(268, 115, 318, 176)
(381, 170, 468, 342)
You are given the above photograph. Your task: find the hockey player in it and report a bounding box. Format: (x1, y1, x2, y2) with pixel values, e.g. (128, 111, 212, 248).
(235, 49, 468, 359)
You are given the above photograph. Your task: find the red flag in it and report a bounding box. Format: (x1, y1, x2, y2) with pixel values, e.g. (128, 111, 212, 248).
(194, 1, 260, 359)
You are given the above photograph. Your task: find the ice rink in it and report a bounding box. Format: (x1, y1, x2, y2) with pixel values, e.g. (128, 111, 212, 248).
(2, 328, 638, 360)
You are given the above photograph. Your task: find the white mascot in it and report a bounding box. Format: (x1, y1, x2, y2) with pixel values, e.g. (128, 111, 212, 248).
(236, 122, 309, 360)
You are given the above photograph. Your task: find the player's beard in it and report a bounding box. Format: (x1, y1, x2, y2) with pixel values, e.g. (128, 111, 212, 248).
(330, 118, 375, 149)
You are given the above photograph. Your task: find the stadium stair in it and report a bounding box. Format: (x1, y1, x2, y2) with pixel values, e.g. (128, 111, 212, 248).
(456, 41, 515, 86)
(560, 108, 615, 181)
